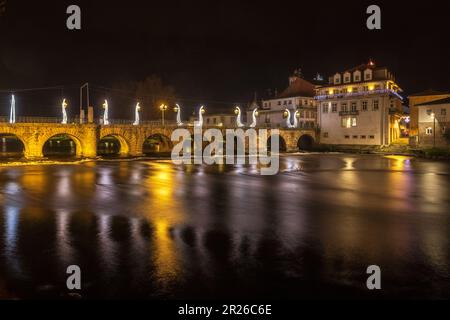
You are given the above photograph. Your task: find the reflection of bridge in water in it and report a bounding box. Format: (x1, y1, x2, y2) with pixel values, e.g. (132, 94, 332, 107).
(0, 117, 316, 159)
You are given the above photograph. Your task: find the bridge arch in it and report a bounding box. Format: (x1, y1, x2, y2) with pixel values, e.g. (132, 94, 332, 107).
(267, 134, 287, 152)
(42, 133, 83, 158)
(143, 133, 173, 155)
(0, 133, 26, 159)
(297, 134, 315, 151)
(98, 134, 130, 156)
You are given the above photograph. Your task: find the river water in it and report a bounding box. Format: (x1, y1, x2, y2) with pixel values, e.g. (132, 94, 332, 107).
(0, 154, 449, 299)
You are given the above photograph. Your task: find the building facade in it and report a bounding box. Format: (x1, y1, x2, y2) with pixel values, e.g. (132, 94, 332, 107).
(249, 71, 317, 129)
(316, 61, 404, 146)
(416, 97, 450, 148)
(408, 90, 450, 144)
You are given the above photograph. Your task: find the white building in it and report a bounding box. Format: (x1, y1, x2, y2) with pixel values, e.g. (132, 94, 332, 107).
(317, 61, 404, 146)
(416, 97, 450, 148)
(248, 71, 317, 128)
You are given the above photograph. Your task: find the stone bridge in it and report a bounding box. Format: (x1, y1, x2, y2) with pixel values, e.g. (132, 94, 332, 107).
(0, 122, 317, 159)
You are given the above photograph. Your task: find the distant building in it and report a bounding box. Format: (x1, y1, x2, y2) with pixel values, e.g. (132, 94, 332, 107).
(416, 97, 450, 148)
(190, 113, 236, 127)
(408, 90, 450, 144)
(249, 70, 317, 128)
(316, 60, 404, 146)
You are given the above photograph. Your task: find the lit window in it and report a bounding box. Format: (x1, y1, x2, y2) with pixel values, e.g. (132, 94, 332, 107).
(351, 102, 357, 112)
(341, 103, 348, 112)
(323, 132, 329, 138)
(332, 103, 337, 112)
(426, 127, 433, 135)
(322, 104, 328, 113)
(351, 117, 357, 127)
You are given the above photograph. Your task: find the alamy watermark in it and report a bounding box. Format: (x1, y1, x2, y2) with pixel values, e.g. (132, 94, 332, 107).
(171, 127, 280, 175)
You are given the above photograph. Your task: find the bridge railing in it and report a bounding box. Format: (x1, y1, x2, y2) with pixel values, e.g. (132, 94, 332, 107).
(0, 116, 318, 130)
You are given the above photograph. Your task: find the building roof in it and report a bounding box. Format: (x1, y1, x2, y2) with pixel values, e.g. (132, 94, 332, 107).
(409, 89, 450, 97)
(416, 97, 450, 106)
(275, 77, 316, 99)
(342, 62, 376, 74)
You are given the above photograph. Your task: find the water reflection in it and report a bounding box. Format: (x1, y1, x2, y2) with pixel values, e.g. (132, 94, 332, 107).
(0, 154, 449, 299)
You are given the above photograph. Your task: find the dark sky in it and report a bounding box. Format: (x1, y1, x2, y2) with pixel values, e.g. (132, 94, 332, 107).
(0, 0, 450, 117)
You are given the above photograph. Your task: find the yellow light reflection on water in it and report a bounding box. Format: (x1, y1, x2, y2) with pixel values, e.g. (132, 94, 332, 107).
(141, 161, 186, 285)
(384, 155, 412, 170)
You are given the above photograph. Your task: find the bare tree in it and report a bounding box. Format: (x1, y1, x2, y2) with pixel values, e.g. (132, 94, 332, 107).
(111, 75, 176, 120)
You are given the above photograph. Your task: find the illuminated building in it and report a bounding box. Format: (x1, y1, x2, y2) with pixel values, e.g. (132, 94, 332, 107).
(251, 70, 317, 128)
(408, 90, 450, 145)
(416, 97, 450, 148)
(316, 60, 404, 146)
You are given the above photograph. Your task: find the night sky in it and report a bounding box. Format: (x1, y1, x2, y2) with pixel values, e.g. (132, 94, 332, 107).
(0, 0, 449, 118)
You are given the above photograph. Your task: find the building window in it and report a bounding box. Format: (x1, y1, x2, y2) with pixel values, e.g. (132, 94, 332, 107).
(352, 87, 358, 93)
(344, 76, 350, 83)
(278, 101, 281, 106)
(354, 75, 360, 82)
(353, 135, 358, 139)
(283, 101, 287, 105)
(341, 118, 348, 128)
(426, 127, 433, 135)
(322, 104, 328, 113)
(362, 101, 368, 111)
(332, 103, 338, 112)
(441, 109, 447, 116)
(345, 135, 350, 139)
(351, 102, 357, 112)
(341, 103, 348, 112)
(323, 132, 329, 138)
(213, 118, 217, 124)
(442, 126, 447, 134)
(373, 100, 379, 111)
(351, 117, 357, 127)
(360, 135, 366, 139)
(288, 100, 292, 104)
(369, 135, 375, 139)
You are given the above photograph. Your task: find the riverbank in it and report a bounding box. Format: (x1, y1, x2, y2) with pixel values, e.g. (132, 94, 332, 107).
(0, 147, 449, 167)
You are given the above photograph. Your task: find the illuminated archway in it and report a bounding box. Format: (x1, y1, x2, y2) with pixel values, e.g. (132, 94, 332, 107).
(0, 133, 25, 159)
(267, 134, 287, 152)
(98, 134, 130, 156)
(297, 134, 315, 151)
(143, 133, 172, 156)
(42, 134, 81, 158)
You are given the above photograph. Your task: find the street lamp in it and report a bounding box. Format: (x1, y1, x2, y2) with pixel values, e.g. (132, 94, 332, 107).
(61, 98, 68, 124)
(431, 112, 436, 148)
(160, 104, 168, 125)
(174, 104, 183, 126)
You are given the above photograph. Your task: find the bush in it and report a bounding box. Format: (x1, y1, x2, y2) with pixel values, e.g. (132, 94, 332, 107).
(424, 148, 450, 158)
(443, 129, 450, 143)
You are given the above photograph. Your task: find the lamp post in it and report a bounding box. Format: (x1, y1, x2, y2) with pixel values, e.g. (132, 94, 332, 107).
(174, 104, 183, 126)
(61, 98, 68, 124)
(431, 112, 436, 148)
(160, 104, 168, 126)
